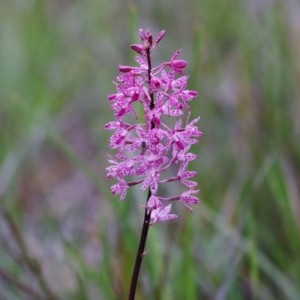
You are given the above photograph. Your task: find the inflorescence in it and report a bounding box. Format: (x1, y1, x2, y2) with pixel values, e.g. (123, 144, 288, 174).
(105, 29, 202, 224)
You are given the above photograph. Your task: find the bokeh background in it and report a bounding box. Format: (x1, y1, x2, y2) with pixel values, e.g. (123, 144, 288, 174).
(1, 0, 300, 299)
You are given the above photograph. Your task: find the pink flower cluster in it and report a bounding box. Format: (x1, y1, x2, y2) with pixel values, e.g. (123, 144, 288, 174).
(105, 29, 202, 224)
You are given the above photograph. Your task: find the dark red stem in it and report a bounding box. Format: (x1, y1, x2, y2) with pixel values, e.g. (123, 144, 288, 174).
(128, 48, 154, 300)
(128, 190, 152, 300)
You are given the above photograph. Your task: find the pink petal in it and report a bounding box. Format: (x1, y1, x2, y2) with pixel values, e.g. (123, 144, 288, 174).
(155, 30, 166, 45)
(131, 44, 145, 55)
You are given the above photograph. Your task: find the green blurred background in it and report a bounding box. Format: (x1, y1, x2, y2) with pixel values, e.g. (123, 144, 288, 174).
(1, 0, 300, 299)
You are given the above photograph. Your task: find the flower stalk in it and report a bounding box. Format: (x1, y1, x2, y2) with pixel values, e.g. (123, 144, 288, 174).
(128, 190, 151, 300)
(105, 29, 202, 299)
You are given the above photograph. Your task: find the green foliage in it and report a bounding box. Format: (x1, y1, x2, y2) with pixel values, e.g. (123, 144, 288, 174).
(1, 0, 300, 299)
